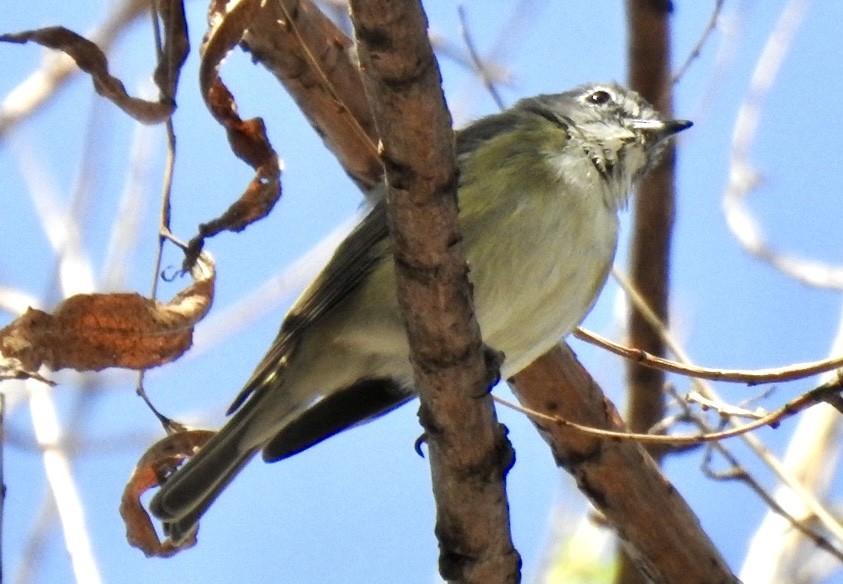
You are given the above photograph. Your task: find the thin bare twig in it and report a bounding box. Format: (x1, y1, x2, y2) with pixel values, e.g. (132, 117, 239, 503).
(133, 0, 187, 432)
(100, 123, 157, 290)
(611, 265, 843, 550)
(28, 380, 103, 584)
(723, 0, 843, 289)
(576, 327, 843, 385)
(13, 492, 56, 583)
(741, 304, 843, 580)
(699, 417, 843, 565)
(672, 0, 724, 84)
(495, 375, 843, 448)
(457, 4, 505, 111)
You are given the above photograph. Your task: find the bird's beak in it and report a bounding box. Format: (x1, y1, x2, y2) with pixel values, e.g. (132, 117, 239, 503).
(630, 118, 693, 142)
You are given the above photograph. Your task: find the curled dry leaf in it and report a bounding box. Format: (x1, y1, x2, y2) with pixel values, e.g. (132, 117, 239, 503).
(184, 0, 282, 267)
(121, 429, 216, 557)
(0, 0, 188, 124)
(0, 253, 215, 380)
(0, 354, 56, 385)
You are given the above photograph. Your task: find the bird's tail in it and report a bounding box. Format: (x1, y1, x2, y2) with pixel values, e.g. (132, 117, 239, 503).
(149, 393, 270, 543)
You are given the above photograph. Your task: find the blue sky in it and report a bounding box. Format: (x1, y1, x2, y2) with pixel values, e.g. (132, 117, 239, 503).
(3, 1, 843, 583)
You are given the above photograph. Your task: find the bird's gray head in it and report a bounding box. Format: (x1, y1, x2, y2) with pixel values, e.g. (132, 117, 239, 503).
(516, 82, 692, 207)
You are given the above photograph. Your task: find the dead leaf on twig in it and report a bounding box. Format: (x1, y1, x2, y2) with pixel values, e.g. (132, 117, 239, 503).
(121, 429, 216, 557)
(184, 0, 282, 267)
(0, 253, 214, 381)
(0, 0, 189, 123)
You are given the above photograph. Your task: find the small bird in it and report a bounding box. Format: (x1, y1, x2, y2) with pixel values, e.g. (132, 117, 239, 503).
(150, 82, 691, 542)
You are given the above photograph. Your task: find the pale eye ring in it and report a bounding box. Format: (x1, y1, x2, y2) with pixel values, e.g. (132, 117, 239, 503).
(587, 90, 612, 105)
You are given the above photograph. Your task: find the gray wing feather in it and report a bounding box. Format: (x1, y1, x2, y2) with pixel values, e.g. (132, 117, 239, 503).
(226, 202, 390, 413)
(226, 111, 524, 415)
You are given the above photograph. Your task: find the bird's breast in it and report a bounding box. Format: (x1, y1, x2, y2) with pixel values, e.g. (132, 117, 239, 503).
(463, 180, 619, 378)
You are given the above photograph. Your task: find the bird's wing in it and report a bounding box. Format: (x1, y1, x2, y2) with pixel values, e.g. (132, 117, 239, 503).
(226, 113, 514, 416)
(226, 202, 391, 414)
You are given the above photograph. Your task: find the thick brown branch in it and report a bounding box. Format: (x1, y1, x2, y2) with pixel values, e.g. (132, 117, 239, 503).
(348, 1, 519, 582)
(240, 0, 382, 191)
(625, 0, 675, 450)
(511, 345, 738, 584)
(622, 2, 682, 581)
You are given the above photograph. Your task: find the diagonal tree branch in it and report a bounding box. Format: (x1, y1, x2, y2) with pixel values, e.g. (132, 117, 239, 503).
(510, 345, 737, 584)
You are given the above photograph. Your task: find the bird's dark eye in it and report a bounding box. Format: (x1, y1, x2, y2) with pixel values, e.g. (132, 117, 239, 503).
(587, 90, 612, 105)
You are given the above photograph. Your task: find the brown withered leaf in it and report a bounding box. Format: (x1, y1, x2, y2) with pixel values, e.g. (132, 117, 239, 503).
(0, 0, 189, 123)
(0, 253, 214, 380)
(121, 429, 216, 557)
(184, 0, 282, 268)
(0, 354, 56, 385)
